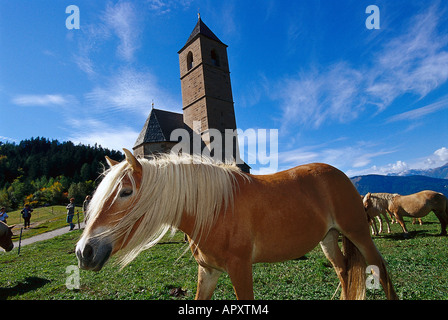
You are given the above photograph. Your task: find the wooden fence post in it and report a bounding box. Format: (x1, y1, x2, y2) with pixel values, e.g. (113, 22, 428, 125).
(17, 227, 23, 255)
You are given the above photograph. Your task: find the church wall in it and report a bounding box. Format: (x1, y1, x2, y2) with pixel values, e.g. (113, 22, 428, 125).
(205, 97, 237, 133)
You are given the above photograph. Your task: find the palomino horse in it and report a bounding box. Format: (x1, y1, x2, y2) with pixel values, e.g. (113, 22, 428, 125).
(0, 221, 14, 252)
(362, 193, 397, 235)
(388, 191, 447, 236)
(76, 149, 397, 300)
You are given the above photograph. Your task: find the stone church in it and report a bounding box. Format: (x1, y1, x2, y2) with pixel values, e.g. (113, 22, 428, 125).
(133, 16, 249, 173)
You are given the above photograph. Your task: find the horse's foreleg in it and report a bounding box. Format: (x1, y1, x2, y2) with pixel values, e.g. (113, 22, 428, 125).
(382, 212, 392, 233)
(376, 216, 383, 234)
(394, 214, 409, 235)
(195, 265, 222, 300)
(227, 258, 254, 300)
(386, 210, 396, 224)
(369, 216, 378, 235)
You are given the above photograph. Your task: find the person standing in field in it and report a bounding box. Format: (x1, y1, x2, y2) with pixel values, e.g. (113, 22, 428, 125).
(21, 204, 33, 229)
(0, 207, 9, 224)
(66, 198, 75, 231)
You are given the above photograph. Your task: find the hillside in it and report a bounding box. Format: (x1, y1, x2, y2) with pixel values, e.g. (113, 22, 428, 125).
(351, 174, 448, 196)
(0, 137, 124, 210)
(0, 137, 124, 187)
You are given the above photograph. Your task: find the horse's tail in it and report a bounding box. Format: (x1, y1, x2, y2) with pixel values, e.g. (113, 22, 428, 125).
(342, 236, 366, 300)
(343, 235, 398, 300)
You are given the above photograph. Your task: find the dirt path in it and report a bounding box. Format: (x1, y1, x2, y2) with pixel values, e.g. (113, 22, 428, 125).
(12, 222, 85, 248)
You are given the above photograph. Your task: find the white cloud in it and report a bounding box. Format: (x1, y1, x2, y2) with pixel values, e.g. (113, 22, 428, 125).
(74, 55, 96, 76)
(366, 5, 448, 110)
(347, 146, 448, 177)
(276, 141, 395, 176)
(102, 2, 140, 62)
(0, 136, 18, 143)
(146, 0, 193, 15)
(71, 129, 138, 153)
(434, 147, 448, 162)
(276, 4, 448, 130)
(279, 148, 319, 164)
(72, 1, 140, 75)
(84, 68, 180, 116)
(277, 62, 364, 129)
(346, 160, 409, 177)
(11, 94, 74, 107)
(69, 118, 139, 152)
(388, 95, 448, 122)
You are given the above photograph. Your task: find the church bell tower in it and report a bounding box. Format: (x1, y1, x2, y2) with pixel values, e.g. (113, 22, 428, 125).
(178, 16, 241, 164)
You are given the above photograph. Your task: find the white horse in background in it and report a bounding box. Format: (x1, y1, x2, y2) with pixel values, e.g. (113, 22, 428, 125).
(363, 193, 397, 235)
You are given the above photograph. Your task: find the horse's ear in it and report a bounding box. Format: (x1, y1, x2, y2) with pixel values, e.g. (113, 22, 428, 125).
(123, 148, 142, 174)
(105, 156, 119, 167)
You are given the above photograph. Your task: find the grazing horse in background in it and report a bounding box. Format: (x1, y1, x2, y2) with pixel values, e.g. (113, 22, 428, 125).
(76, 149, 397, 300)
(363, 193, 397, 235)
(389, 191, 448, 236)
(0, 221, 14, 252)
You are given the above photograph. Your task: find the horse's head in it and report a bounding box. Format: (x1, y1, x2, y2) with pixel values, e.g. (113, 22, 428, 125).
(76, 148, 143, 271)
(363, 192, 372, 211)
(0, 222, 14, 252)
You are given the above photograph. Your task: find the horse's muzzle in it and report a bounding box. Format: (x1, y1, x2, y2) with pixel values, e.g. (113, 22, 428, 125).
(76, 237, 112, 271)
(3, 243, 13, 252)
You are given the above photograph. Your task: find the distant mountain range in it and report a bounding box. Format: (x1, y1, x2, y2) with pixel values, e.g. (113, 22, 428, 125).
(350, 162, 448, 196)
(389, 162, 448, 179)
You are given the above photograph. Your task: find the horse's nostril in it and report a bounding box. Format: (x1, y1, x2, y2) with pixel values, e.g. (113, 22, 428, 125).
(83, 243, 94, 260)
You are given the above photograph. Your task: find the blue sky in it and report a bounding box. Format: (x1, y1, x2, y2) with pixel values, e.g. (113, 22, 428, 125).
(1, 0, 447, 176)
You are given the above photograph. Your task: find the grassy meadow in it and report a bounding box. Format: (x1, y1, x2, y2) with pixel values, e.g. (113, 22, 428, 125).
(0, 212, 447, 300)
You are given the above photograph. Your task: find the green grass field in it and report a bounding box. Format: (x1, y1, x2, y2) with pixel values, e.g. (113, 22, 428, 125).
(0, 213, 447, 300)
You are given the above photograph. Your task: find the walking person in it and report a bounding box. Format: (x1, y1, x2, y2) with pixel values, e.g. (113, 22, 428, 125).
(21, 204, 33, 229)
(66, 198, 76, 231)
(0, 207, 8, 224)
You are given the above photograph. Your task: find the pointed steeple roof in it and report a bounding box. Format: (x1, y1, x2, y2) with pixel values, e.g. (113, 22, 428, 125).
(179, 17, 225, 52)
(133, 108, 184, 148)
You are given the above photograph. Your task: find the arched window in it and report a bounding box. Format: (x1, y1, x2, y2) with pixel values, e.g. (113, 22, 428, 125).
(187, 51, 194, 70)
(211, 49, 220, 67)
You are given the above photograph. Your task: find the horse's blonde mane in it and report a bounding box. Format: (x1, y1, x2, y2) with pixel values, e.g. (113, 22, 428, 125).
(86, 153, 249, 267)
(370, 193, 398, 200)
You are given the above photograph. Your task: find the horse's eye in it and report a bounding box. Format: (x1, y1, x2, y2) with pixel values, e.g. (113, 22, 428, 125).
(120, 189, 133, 198)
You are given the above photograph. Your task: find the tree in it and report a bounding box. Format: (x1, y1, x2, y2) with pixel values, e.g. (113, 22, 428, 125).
(80, 163, 91, 181)
(0, 188, 13, 211)
(68, 181, 95, 205)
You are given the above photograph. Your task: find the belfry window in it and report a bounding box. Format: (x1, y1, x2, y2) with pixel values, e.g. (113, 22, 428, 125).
(187, 51, 194, 70)
(211, 50, 220, 67)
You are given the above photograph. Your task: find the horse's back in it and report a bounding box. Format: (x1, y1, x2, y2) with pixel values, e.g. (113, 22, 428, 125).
(250, 163, 360, 205)
(240, 163, 366, 262)
(394, 190, 446, 216)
